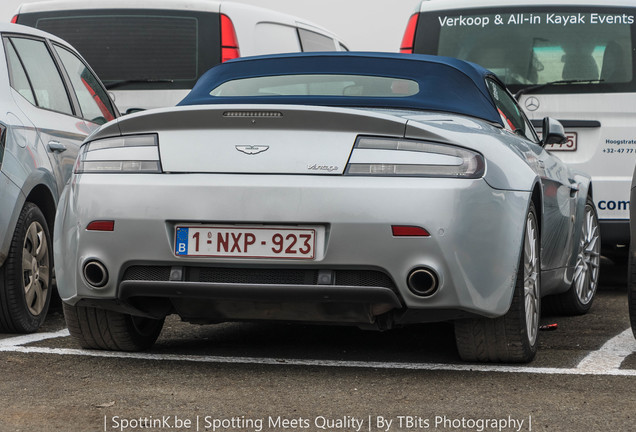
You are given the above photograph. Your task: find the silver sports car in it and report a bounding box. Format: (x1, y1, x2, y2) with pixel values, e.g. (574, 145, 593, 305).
(54, 52, 600, 363)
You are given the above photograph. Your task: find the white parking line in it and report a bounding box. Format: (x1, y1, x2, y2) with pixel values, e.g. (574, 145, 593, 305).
(0, 328, 69, 347)
(1, 328, 635, 376)
(576, 328, 636, 372)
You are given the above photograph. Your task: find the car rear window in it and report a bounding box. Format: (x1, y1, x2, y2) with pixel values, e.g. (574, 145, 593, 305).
(17, 9, 221, 90)
(209, 75, 420, 97)
(413, 6, 636, 94)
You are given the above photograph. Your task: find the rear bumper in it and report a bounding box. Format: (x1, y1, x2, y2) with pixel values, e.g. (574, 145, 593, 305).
(54, 173, 530, 324)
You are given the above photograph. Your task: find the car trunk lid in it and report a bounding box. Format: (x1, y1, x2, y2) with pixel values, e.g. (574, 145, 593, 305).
(115, 105, 410, 175)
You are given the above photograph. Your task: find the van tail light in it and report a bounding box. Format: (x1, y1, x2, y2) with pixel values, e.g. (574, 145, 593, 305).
(11, 15, 18, 23)
(80, 77, 115, 122)
(400, 13, 419, 53)
(220, 14, 240, 62)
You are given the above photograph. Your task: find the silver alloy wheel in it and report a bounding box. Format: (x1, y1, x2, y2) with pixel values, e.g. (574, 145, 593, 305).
(574, 203, 601, 305)
(524, 211, 540, 346)
(22, 221, 50, 315)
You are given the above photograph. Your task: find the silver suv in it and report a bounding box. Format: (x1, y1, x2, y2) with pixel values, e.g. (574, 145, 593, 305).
(0, 23, 117, 332)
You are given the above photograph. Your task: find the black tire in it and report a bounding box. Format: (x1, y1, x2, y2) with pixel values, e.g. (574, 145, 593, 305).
(543, 196, 600, 316)
(628, 247, 636, 339)
(0, 202, 52, 333)
(63, 302, 164, 351)
(454, 202, 541, 363)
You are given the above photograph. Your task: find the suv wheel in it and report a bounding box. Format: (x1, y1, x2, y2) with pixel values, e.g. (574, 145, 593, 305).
(0, 202, 52, 333)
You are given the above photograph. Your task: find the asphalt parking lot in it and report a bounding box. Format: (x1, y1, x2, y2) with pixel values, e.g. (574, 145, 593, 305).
(0, 258, 635, 432)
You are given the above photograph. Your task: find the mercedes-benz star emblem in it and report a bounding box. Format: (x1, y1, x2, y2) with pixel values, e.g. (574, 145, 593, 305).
(235, 145, 269, 155)
(525, 96, 540, 111)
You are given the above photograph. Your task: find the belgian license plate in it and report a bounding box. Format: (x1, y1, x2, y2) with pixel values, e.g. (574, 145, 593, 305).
(175, 226, 316, 259)
(544, 132, 577, 151)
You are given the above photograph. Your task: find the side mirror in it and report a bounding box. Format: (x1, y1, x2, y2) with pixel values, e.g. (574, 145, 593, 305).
(541, 117, 566, 146)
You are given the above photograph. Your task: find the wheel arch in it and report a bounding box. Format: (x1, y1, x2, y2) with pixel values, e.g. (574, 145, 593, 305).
(24, 184, 57, 236)
(0, 175, 58, 268)
(531, 181, 543, 237)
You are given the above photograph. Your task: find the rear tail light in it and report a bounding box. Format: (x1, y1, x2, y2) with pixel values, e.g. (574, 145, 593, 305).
(10, 15, 18, 24)
(400, 13, 419, 53)
(220, 14, 240, 62)
(345, 136, 485, 178)
(75, 134, 162, 174)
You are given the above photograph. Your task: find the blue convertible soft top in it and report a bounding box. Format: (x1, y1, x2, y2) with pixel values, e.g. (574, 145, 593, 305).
(179, 52, 503, 125)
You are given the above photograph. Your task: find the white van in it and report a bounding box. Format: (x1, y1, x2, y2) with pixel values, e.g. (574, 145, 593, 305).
(402, 0, 636, 250)
(13, 0, 348, 113)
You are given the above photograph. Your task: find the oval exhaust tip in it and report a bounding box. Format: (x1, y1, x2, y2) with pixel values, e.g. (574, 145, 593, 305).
(407, 268, 439, 297)
(83, 260, 108, 288)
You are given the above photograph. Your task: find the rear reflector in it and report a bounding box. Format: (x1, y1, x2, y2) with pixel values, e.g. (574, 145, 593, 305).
(220, 14, 240, 62)
(392, 225, 430, 237)
(400, 13, 419, 53)
(86, 220, 115, 231)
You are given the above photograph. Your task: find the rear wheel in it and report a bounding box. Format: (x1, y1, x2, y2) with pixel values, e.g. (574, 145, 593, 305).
(543, 197, 600, 315)
(63, 302, 164, 351)
(0, 203, 52, 333)
(454, 202, 540, 363)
